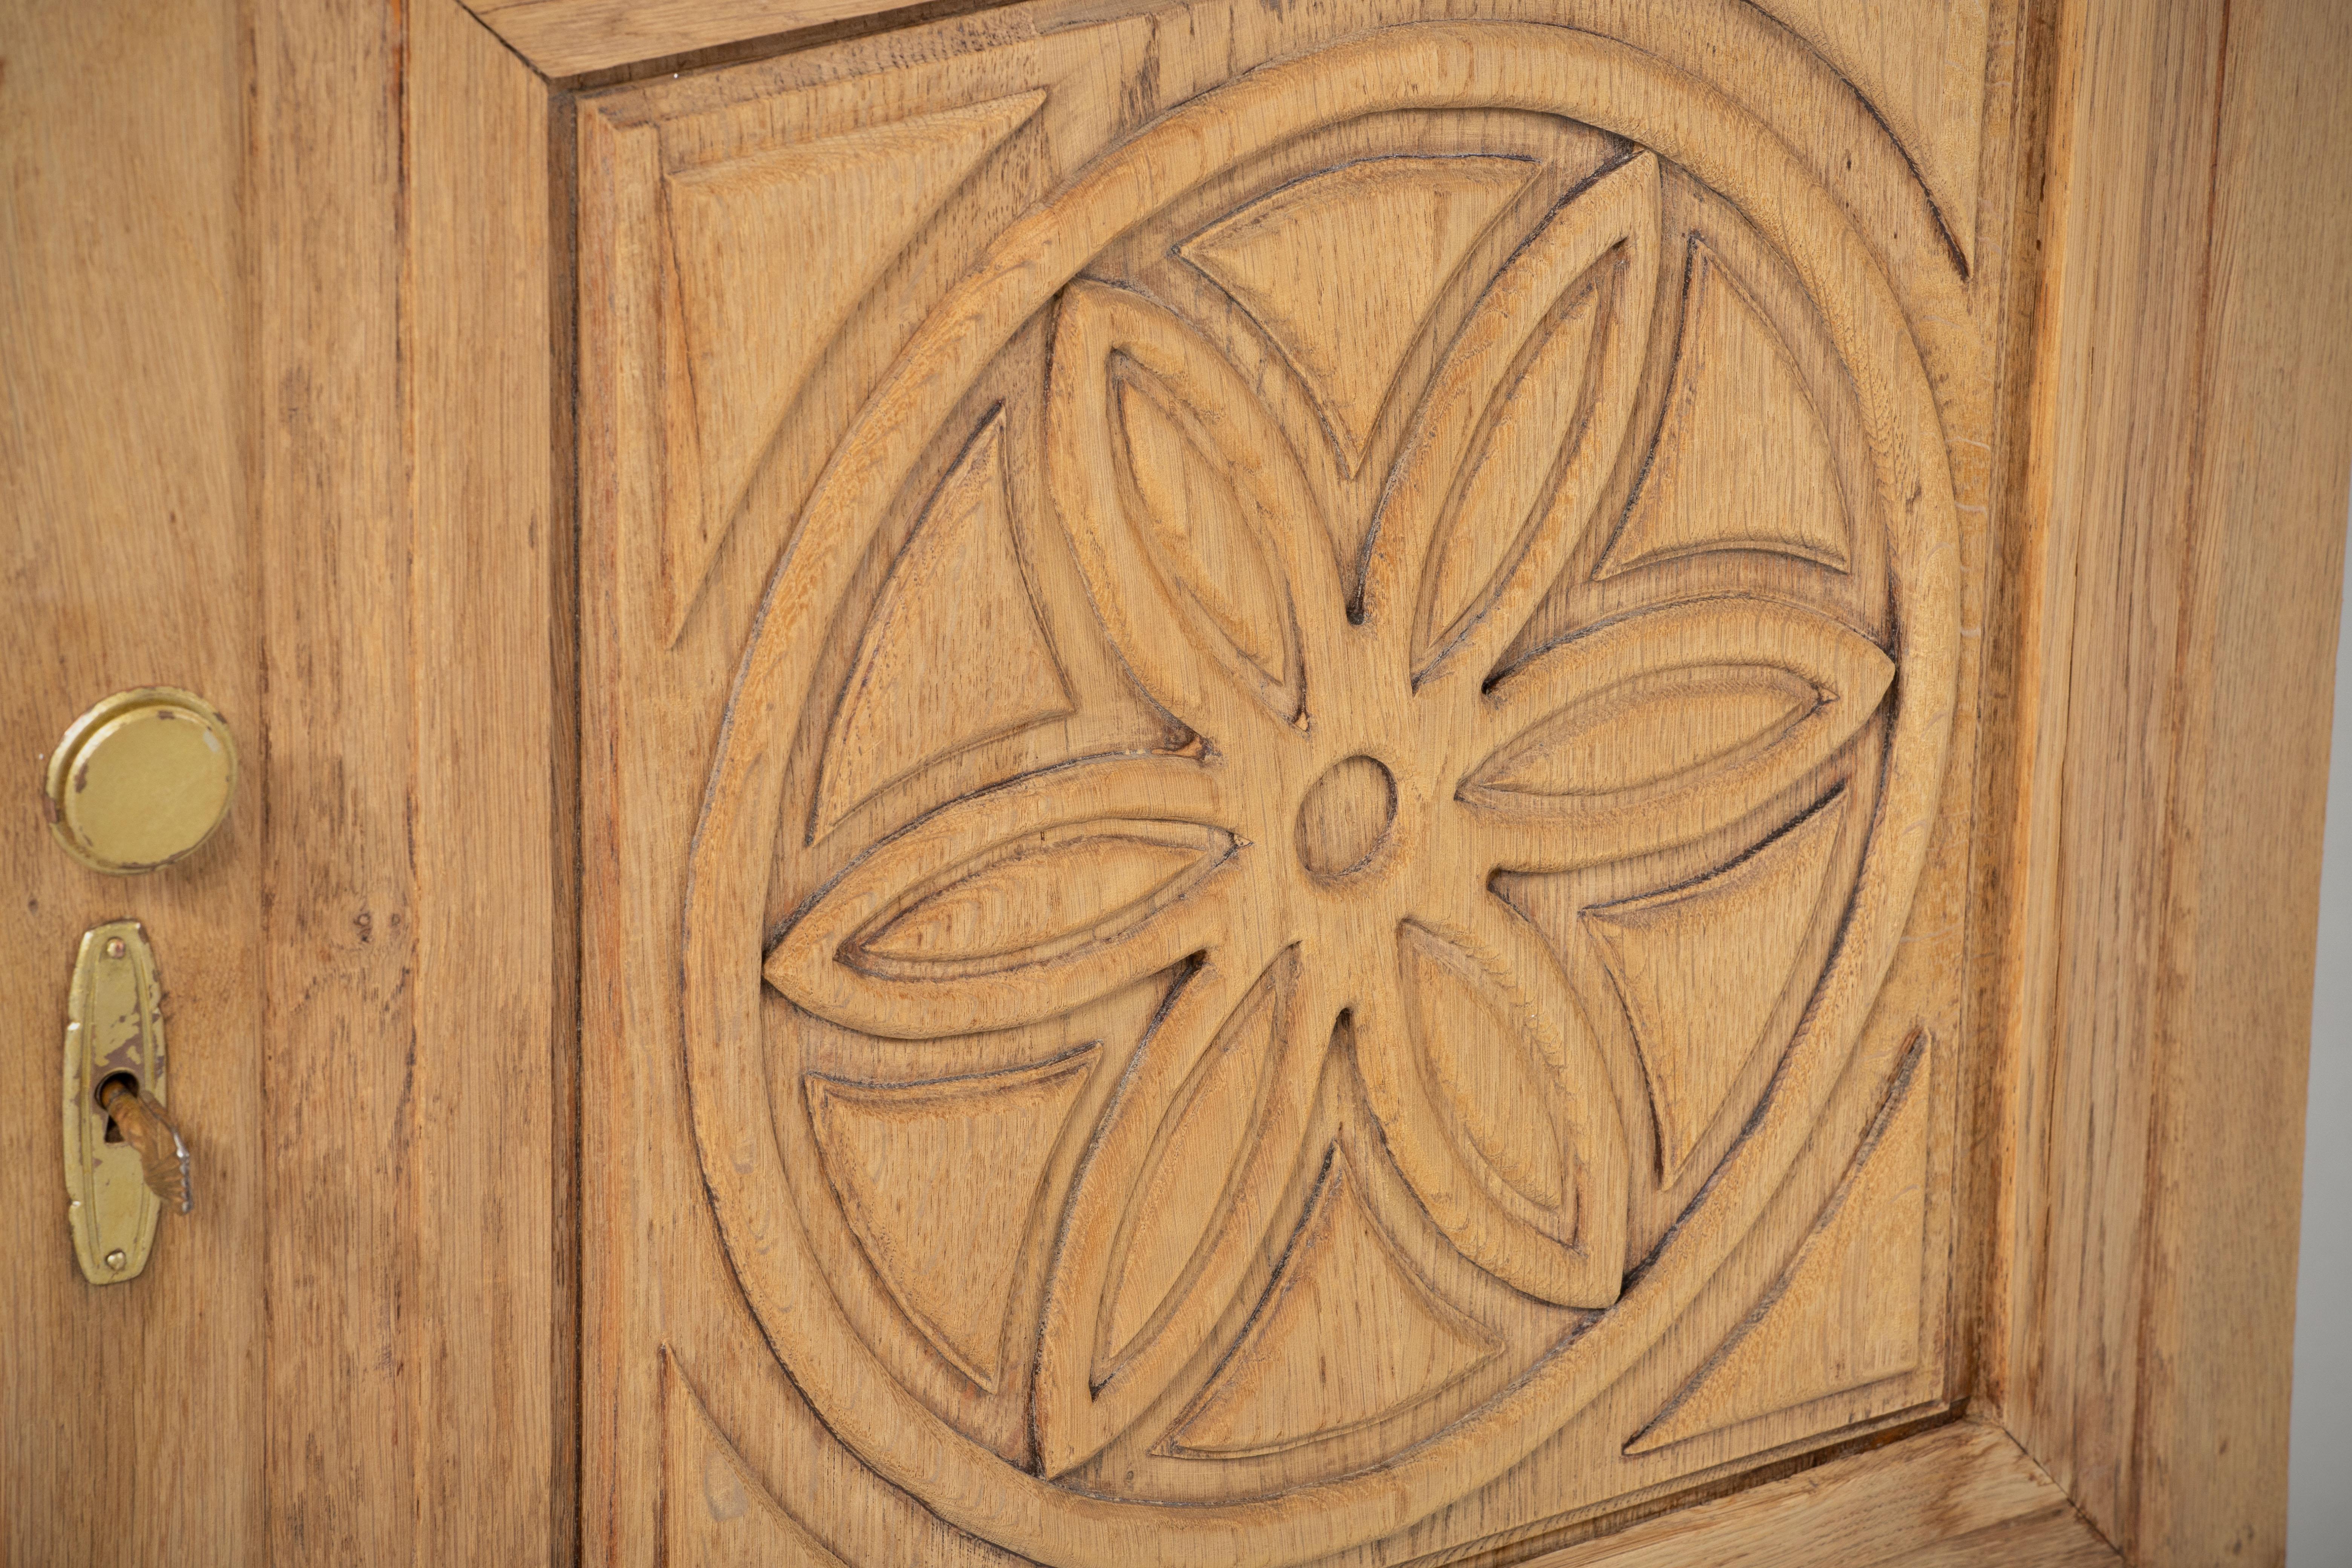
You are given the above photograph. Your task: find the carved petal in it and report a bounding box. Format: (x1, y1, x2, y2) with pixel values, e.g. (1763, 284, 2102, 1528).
(1179, 155, 1540, 475)
(1035, 948, 1332, 1478)
(1353, 904, 1627, 1306)
(1360, 153, 1661, 685)
(1047, 282, 1346, 743)
(1463, 599, 1893, 874)
(765, 759, 1243, 1039)
(1163, 1150, 1502, 1459)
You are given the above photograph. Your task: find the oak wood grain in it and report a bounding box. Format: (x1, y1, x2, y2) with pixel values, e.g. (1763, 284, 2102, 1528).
(1517, 1419, 2118, 1568)
(467, 0, 1038, 79)
(2130, 4, 2352, 1556)
(580, 2, 2022, 1562)
(253, 0, 569, 1558)
(1746, 0, 1992, 273)
(251, 0, 416, 1547)
(410, 1, 575, 1560)
(0, 0, 263, 1559)
(9, 0, 2337, 1557)
(1991, 0, 2352, 1559)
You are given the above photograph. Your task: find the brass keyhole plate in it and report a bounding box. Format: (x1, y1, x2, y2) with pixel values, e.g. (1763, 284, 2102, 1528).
(63, 921, 170, 1283)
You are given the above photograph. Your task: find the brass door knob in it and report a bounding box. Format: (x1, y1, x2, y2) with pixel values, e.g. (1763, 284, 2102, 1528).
(44, 687, 238, 874)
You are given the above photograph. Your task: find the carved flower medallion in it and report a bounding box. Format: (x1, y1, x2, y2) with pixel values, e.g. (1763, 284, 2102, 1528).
(684, 24, 1960, 1567)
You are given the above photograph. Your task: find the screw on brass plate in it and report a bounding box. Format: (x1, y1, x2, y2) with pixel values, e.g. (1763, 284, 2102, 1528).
(104, 1250, 126, 1272)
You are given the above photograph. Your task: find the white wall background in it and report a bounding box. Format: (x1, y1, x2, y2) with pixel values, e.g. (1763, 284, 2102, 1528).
(2291, 498, 2352, 1564)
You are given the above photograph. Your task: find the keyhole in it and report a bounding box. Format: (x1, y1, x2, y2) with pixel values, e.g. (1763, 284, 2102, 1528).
(94, 1072, 141, 1144)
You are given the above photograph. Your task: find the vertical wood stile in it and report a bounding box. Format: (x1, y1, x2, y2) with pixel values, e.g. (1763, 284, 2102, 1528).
(1998, 0, 2352, 1558)
(251, 0, 418, 1553)
(409, 2, 573, 1562)
(254, 0, 569, 1559)
(0, 0, 264, 1559)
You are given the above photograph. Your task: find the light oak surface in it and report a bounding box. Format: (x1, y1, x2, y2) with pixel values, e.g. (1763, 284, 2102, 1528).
(1518, 1419, 2118, 1568)
(1, 0, 263, 1559)
(6, 0, 570, 1562)
(1989, 0, 2352, 1560)
(248, 0, 569, 1558)
(5, 0, 2347, 1562)
(583, 2, 2009, 1562)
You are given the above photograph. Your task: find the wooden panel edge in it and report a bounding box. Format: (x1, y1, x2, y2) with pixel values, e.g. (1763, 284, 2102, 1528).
(1954, 0, 2063, 1425)
(460, 0, 1032, 83)
(2131, 0, 2352, 1557)
(1996, 0, 2352, 1559)
(1512, 1419, 2118, 1568)
(548, 62, 588, 1568)
(573, 87, 655, 1568)
(410, 0, 576, 1559)
(258, 0, 577, 1545)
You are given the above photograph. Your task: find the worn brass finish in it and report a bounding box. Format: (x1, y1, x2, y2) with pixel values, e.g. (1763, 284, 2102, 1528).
(44, 687, 239, 874)
(63, 920, 180, 1283)
(96, 1076, 192, 1214)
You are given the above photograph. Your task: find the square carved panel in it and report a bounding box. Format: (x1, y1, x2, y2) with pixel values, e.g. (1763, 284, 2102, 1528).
(577, 1, 2025, 1560)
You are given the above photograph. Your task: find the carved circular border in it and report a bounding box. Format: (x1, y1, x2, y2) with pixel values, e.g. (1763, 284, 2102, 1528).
(684, 22, 1960, 1566)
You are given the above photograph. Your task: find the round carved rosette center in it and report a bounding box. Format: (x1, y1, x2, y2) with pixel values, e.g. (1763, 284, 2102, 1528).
(1296, 755, 1398, 877)
(684, 24, 1960, 1568)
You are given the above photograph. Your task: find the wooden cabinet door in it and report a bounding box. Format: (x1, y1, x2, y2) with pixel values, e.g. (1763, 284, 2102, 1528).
(7, 0, 2346, 1563)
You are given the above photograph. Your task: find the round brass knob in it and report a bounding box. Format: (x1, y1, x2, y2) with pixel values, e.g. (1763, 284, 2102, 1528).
(44, 688, 239, 875)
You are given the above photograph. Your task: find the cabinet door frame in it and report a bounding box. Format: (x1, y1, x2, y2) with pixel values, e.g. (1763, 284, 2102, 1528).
(293, 0, 2349, 1559)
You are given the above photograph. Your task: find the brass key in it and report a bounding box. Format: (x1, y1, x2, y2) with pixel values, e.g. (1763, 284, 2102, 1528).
(96, 1076, 192, 1215)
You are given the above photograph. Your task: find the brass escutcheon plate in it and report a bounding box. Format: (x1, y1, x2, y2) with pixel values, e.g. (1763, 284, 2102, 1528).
(63, 920, 169, 1284)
